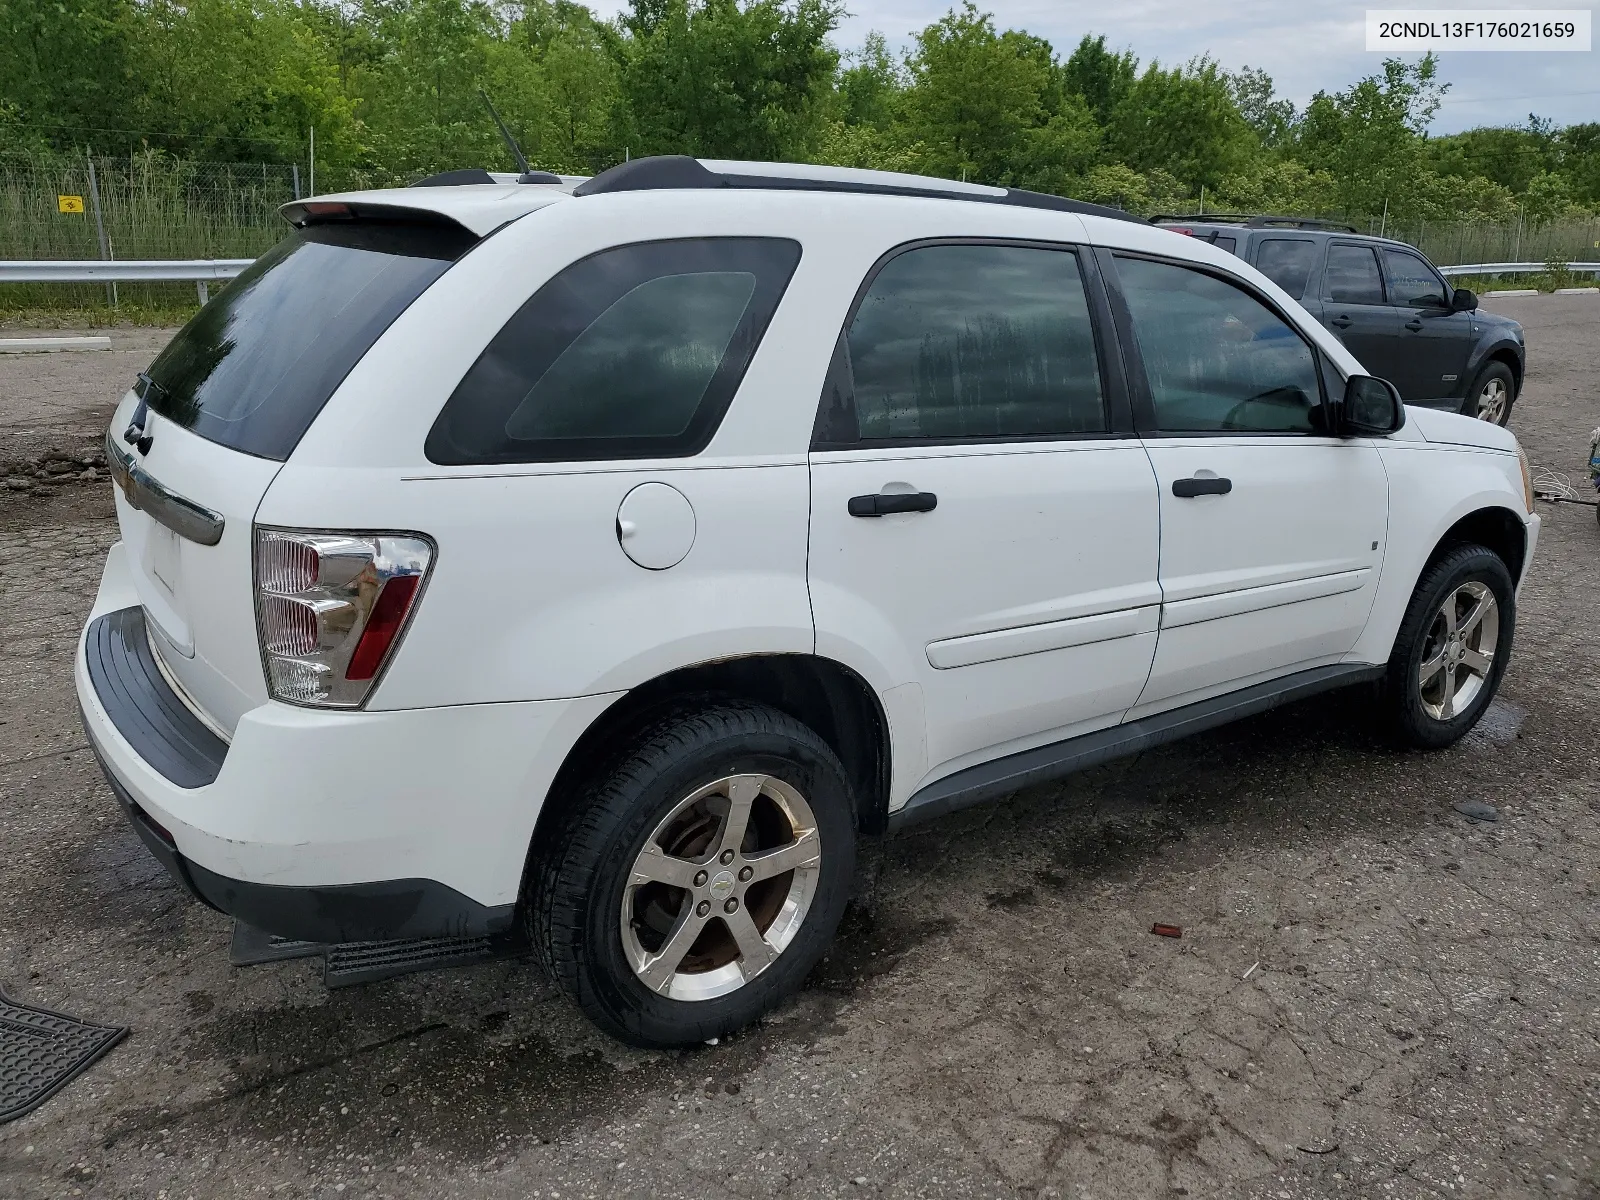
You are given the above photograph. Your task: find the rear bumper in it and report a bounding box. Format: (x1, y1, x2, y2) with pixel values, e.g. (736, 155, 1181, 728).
(77, 542, 620, 943)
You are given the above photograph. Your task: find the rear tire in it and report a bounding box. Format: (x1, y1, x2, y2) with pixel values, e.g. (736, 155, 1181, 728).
(1463, 361, 1516, 426)
(525, 701, 856, 1048)
(1382, 544, 1515, 749)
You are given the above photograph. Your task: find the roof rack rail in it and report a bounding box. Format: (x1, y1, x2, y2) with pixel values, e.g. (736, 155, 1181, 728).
(570, 155, 1148, 225)
(1152, 213, 1361, 234)
(1151, 213, 1253, 226)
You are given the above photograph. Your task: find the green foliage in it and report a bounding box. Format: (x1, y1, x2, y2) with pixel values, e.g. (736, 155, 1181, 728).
(1061, 35, 1135, 127)
(1227, 66, 1296, 149)
(1296, 55, 1447, 218)
(1106, 57, 1254, 191)
(614, 0, 841, 161)
(899, 4, 1050, 183)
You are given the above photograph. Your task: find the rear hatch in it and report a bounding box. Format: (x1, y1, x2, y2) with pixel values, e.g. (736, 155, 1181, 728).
(107, 216, 475, 734)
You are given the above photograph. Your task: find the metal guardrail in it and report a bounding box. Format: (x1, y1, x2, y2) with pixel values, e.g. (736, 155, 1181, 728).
(0, 258, 253, 303)
(1439, 261, 1600, 278)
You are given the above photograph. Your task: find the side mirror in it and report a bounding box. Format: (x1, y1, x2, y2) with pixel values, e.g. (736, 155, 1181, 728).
(1450, 287, 1478, 312)
(1341, 374, 1405, 436)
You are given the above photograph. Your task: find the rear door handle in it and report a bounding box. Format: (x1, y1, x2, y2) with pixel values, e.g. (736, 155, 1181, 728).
(1329, 316, 1353, 329)
(1172, 476, 1232, 498)
(1405, 319, 1423, 331)
(848, 491, 938, 517)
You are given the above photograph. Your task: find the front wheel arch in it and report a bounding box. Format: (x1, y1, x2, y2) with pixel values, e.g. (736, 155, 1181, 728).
(1421, 506, 1528, 591)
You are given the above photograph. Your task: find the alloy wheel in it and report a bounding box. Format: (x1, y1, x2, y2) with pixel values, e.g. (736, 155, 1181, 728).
(1417, 581, 1499, 720)
(1475, 377, 1508, 424)
(620, 774, 821, 1002)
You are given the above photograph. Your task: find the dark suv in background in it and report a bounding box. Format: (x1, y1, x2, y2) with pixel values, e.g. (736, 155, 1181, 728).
(1153, 216, 1526, 426)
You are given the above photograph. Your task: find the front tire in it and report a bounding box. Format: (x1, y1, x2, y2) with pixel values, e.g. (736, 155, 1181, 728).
(526, 701, 856, 1048)
(1464, 361, 1516, 426)
(1382, 544, 1515, 749)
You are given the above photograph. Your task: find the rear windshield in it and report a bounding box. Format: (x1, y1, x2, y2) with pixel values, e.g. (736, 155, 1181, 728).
(140, 220, 475, 460)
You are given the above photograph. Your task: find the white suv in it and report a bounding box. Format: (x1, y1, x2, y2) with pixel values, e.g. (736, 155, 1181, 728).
(77, 157, 1539, 1047)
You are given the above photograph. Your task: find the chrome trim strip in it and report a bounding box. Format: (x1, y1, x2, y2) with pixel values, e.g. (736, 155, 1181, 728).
(105, 430, 226, 547)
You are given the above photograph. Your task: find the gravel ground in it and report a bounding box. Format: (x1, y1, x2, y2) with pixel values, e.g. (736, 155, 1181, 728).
(1, 299, 1596, 1200)
(0, 329, 171, 469)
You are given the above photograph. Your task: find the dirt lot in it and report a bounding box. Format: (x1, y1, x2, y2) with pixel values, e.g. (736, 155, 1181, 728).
(1, 300, 1597, 1200)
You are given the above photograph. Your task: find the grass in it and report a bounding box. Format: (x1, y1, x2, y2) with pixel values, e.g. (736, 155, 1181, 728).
(0, 282, 201, 329)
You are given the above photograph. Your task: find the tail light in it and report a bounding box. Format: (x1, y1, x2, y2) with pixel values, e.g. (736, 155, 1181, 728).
(253, 528, 435, 708)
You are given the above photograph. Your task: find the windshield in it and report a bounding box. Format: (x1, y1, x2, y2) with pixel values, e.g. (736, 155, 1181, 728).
(141, 220, 475, 460)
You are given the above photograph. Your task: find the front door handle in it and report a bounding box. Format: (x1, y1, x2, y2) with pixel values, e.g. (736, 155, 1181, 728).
(1405, 319, 1423, 331)
(1329, 315, 1353, 329)
(848, 491, 938, 517)
(1172, 476, 1232, 498)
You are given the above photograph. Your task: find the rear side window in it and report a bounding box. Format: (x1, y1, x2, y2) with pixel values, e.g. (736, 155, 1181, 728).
(815, 243, 1106, 445)
(1254, 238, 1316, 299)
(142, 221, 474, 461)
(1325, 244, 1386, 304)
(426, 238, 800, 464)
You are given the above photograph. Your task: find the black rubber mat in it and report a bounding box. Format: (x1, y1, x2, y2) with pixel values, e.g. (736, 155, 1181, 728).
(0, 989, 127, 1124)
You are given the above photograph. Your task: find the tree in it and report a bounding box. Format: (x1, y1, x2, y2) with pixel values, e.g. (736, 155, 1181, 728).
(1295, 55, 1447, 217)
(1227, 66, 1296, 149)
(1107, 57, 1254, 191)
(1422, 122, 1554, 193)
(1559, 122, 1600, 203)
(614, 0, 841, 161)
(836, 31, 903, 130)
(501, 0, 619, 171)
(900, 4, 1051, 183)
(353, 0, 504, 177)
(0, 0, 141, 152)
(1061, 34, 1135, 127)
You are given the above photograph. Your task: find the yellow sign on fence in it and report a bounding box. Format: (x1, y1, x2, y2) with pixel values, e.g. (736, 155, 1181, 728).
(58, 195, 86, 214)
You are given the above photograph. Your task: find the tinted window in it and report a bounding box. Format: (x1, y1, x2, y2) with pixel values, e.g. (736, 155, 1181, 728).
(1213, 235, 1237, 255)
(1325, 244, 1386, 304)
(427, 238, 799, 464)
(1384, 248, 1449, 308)
(1115, 255, 1323, 433)
(820, 244, 1105, 444)
(1254, 238, 1317, 299)
(142, 222, 473, 460)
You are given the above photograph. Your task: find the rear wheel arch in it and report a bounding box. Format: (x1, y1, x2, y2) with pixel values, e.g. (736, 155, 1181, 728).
(529, 654, 892, 873)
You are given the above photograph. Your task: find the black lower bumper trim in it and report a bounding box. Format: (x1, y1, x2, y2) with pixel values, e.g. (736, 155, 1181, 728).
(183, 860, 515, 945)
(86, 731, 513, 944)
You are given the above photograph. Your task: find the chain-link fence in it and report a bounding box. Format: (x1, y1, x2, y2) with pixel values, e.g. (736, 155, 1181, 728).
(1376, 216, 1600, 268)
(0, 151, 302, 310)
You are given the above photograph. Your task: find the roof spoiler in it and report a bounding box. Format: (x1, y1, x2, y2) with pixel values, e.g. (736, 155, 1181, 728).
(278, 199, 479, 238)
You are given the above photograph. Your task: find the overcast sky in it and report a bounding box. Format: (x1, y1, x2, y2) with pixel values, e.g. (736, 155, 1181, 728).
(599, 0, 1599, 132)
